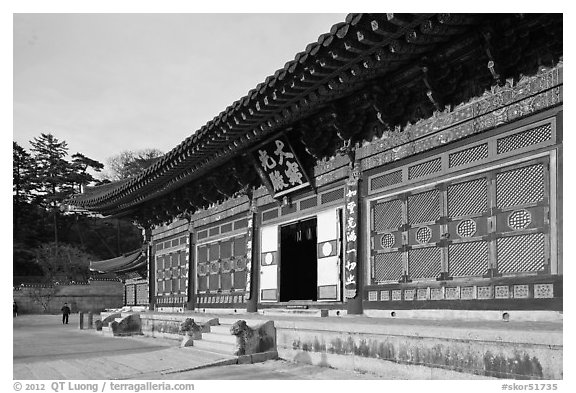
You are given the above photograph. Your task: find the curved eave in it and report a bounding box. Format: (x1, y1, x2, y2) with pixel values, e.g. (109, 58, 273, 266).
(89, 250, 147, 274)
(68, 13, 562, 216)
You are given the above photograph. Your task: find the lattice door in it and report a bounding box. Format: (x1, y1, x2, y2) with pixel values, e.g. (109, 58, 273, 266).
(406, 188, 443, 280)
(494, 162, 549, 274)
(446, 175, 490, 277)
(370, 158, 551, 283)
(371, 197, 405, 283)
(371, 188, 445, 283)
(197, 235, 248, 294)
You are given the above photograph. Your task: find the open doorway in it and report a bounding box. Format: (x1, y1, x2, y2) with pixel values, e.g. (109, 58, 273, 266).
(279, 217, 317, 301)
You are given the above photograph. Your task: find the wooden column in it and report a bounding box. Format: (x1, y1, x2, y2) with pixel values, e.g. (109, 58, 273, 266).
(144, 227, 155, 311)
(186, 224, 196, 310)
(246, 195, 260, 313)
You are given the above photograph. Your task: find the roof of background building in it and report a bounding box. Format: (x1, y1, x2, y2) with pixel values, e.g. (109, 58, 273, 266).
(89, 249, 147, 274)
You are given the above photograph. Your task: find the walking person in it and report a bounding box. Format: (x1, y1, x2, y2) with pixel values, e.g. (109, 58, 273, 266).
(13, 301, 18, 317)
(61, 302, 71, 324)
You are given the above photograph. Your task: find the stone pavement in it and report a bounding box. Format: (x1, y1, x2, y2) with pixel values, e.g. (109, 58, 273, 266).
(12, 314, 382, 380)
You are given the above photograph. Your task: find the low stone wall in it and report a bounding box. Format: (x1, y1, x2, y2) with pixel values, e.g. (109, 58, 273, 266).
(120, 311, 563, 379)
(273, 319, 562, 380)
(139, 312, 218, 337)
(13, 280, 123, 314)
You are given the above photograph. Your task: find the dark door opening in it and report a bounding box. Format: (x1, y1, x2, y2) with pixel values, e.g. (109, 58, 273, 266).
(279, 217, 317, 302)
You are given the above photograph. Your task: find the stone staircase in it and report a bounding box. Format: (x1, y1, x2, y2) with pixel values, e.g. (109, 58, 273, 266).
(92, 312, 278, 364)
(191, 322, 238, 355)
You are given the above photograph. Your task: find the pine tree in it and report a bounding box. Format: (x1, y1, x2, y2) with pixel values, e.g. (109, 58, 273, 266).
(70, 152, 104, 192)
(13, 134, 145, 283)
(29, 133, 74, 209)
(30, 133, 75, 245)
(13, 141, 36, 217)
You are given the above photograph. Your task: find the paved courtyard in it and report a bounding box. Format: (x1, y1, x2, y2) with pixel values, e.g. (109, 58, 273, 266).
(13, 314, 382, 380)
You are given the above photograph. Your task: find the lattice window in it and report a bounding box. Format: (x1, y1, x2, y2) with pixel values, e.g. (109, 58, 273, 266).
(198, 276, 208, 291)
(497, 233, 545, 274)
(408, 158, 442, 180)
(449, 143, 489, 168)
(234, 218, 248, 230)
(262, 209, 279, 222)
(209, 243, 220, 260)
(373, 252, 403, 282)
(208, 274, 220, 290)
(197, 263, 209, 276)
(371, 170, 402, 191)
(448, 178, 488, 218)
(496, 164, 545, 208)
(448, 241, 488, 277)
(135, 284, 148, 305)
(408, 247, 441, 279)
(125, 285, 136, 305)
(373, 199, 402, 232)
(220, 239, 233, 259)
(456, 219, 477, 238)
(234, 269, 247, 288)
(497, 124, 552, 154)
(281, 204, 297, 215)
(415, 226, 432, 244)
(209, 227, 220, 237)
(299, 196, 318, 210)
(234, 236, 247, 257)
(221, 272, 232, 290)
(408, 189, 441, 224)
(507, 210, 532, 230)
(197, 230, 208, 240)
(197, 246, 208, 263)
(221, 223, 233, 233)
(380, 233, 395, 249)
(321, 188, 344, 204)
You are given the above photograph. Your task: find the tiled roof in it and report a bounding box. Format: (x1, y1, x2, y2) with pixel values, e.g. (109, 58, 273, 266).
(89, 249, 147, 274)
(68, 13, 561, 216)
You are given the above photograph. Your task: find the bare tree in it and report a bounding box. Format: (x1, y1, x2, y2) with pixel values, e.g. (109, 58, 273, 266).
(101, 148, 163, 181)
(30, 286, 56, 313)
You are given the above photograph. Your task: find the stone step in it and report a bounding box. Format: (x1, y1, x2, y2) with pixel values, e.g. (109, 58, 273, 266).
(100, 326, 114, 337)
(259, 308, 329, 317)
(201, 332, 237, 345)
(192, 339, 236, 355)
(209, 324, 234, 335)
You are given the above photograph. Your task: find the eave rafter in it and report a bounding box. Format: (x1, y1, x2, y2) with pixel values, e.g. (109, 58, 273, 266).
(69, 13, 563, 225)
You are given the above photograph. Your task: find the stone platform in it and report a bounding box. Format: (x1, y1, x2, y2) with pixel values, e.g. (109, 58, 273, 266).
(134, 309, 562, 380)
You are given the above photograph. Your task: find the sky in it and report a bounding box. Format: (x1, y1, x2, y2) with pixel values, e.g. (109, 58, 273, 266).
(13, 13, 347, 169)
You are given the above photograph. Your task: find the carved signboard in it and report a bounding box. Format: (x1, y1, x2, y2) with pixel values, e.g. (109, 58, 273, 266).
(252, 136, 310, 198)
